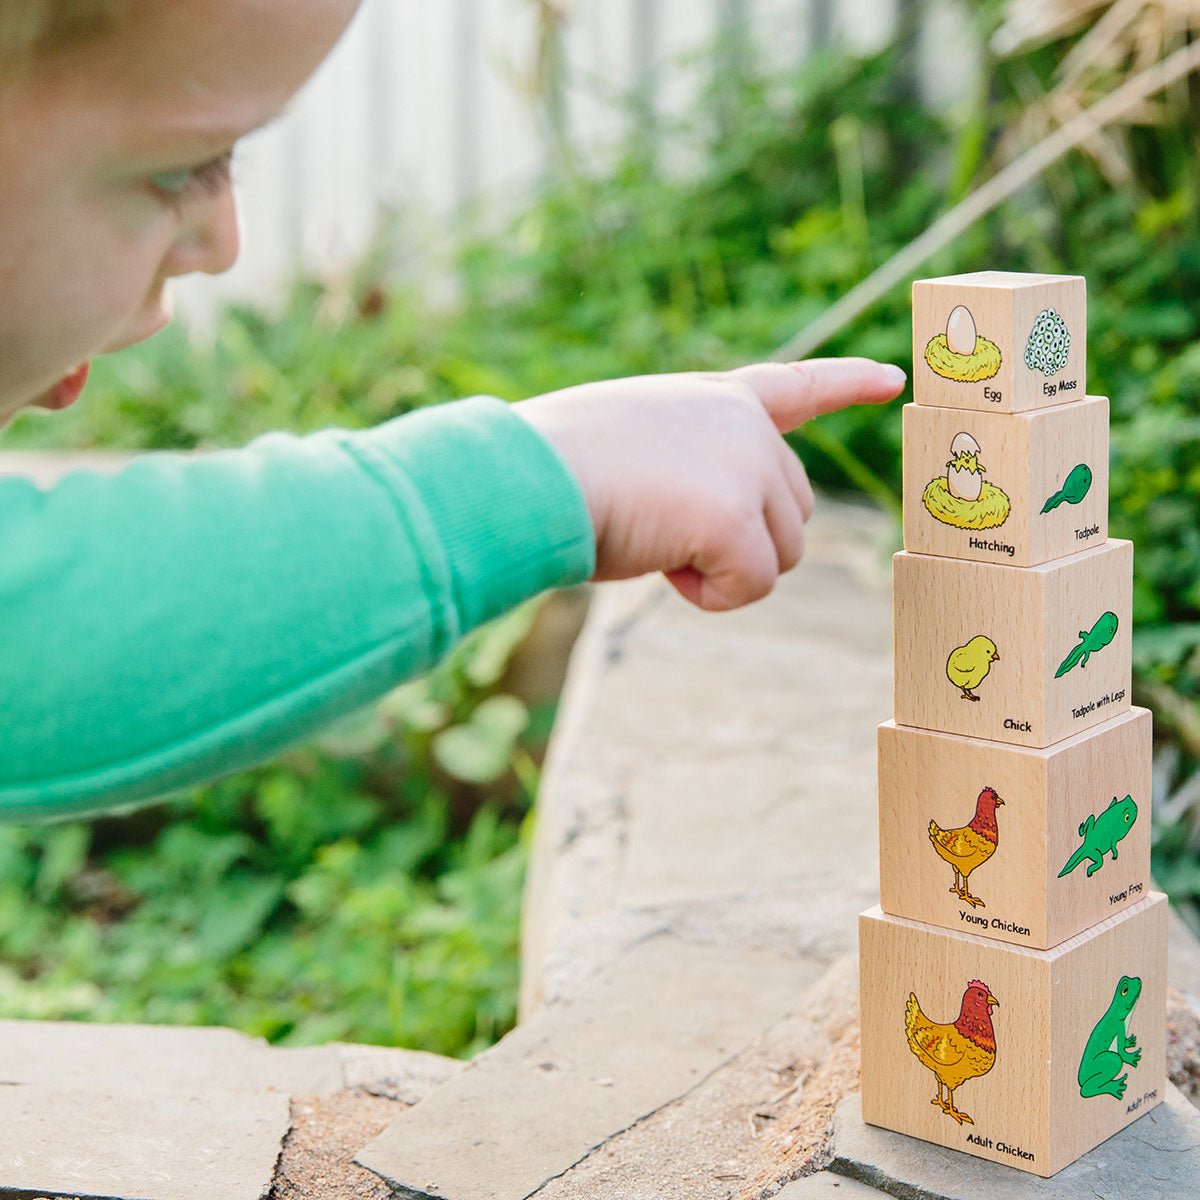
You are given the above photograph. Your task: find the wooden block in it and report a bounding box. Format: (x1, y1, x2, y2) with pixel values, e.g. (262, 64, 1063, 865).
(877, 709, 1152, 950)
(912, 272, 1086, 413)
(859, 894, 1167, 1177)
(893, 540, 1132, 748)
(902, 396, 1109, 567)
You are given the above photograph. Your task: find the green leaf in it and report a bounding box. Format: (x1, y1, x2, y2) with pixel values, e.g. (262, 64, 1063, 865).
(34, 825, 90, 903)
(432, 696, 529, 784)
(458, 600, 545, 690)
(196, 875, 286, 957)
(1132, 625, 1200, 670)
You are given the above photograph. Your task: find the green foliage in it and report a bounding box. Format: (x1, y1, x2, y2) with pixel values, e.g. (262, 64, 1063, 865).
(0, 602, 548, 1057)
(3, 23, 1199, 1038)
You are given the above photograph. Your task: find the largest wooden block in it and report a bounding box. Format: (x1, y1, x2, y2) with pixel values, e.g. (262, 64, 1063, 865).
(893, 541, 1132, 748)
(860, 894, 1167, 1177)
(913, 272, 1086, 413)
(877, 709, 1152, 950)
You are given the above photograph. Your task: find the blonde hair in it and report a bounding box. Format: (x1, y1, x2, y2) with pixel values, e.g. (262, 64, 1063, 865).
(0, 1, 129, 70)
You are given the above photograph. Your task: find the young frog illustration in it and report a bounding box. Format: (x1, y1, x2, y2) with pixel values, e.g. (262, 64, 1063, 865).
(1078, 976, 1141, 1099)
(1058, 795, 1138, 879)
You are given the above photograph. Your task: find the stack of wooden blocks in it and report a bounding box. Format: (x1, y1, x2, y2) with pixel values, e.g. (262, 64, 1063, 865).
(859, 271, 1167, 1177)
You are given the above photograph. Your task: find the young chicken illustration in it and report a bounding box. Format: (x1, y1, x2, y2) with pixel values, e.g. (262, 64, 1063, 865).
(946, 635, 1000, 700)
(928, 787, 1004, 908)
(905, 980, 999, 1126)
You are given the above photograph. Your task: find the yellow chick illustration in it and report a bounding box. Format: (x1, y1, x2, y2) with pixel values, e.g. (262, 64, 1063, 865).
(946, 636, 1000, 701)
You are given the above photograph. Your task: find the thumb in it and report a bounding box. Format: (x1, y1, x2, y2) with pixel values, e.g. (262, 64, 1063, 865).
(728, 358, 907, 434)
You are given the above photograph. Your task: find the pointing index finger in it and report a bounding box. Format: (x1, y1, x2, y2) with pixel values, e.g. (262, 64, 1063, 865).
(729, 358, 907, 434)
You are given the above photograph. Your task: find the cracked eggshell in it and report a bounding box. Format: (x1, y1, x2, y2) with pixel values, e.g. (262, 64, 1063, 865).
(950, 431, 981, 458)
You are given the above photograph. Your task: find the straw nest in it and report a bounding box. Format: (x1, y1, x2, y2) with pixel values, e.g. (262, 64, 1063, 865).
(924, 334, 1003, 383)
(922, 477, 1012, 529)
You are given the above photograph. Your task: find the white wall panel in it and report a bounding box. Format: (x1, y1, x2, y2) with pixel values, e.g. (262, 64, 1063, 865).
(170, 0, 973, 332)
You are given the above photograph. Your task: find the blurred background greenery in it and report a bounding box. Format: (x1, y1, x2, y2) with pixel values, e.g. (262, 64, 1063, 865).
(1, 2, 1197, 1056)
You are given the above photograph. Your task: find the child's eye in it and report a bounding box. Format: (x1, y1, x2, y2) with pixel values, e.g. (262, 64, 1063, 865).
(148, 150, 235, 210)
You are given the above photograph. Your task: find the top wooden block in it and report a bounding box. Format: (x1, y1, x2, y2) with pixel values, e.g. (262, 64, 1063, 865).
(913, 272, 1086, 413)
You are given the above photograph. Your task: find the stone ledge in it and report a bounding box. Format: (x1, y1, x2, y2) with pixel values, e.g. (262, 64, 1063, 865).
(360, 494, 1200, 1199)
(828, 1084, 1200, 1199)
(2, 475, 1196, 1200)
(0, 1082, 290, 1200)
(0, 1020, 461, 1200)
(360, 497, 907, 1198)
(777, 1173, 887, 1198)
(357, 935, 826, 1200)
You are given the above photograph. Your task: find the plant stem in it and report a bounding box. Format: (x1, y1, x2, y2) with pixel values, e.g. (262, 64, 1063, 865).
(771, 38, 1200, 362)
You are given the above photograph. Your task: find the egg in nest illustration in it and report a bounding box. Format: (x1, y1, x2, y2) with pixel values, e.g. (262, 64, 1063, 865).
(922, 432, 1011, 530)
(924, 305, 1002, 383)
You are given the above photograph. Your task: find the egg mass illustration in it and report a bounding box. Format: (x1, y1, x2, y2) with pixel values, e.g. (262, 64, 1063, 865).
(1024, 308, 1072, 376)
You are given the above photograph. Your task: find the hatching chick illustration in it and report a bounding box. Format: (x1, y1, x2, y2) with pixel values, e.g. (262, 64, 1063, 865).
(946, 636, 1000, 701)
(928, 787, 1004, 908)
(905, 980, 999, 1126)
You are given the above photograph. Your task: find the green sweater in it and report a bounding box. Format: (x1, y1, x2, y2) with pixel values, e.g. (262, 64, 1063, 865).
(0, 396, 595, 822)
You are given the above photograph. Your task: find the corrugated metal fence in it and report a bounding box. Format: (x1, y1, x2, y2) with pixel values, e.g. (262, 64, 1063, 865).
(172, 0, 978, 330)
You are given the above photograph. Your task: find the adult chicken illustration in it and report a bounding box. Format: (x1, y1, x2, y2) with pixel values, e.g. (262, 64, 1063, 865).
(928, 787, 1004, 908)
(905, 980, 1000, 1126)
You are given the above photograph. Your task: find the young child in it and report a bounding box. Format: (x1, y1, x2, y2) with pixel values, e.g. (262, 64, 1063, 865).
(0, 0, 906, 820)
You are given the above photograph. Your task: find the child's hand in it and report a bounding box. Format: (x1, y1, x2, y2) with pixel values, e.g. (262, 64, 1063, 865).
(513, 358, 905, 611)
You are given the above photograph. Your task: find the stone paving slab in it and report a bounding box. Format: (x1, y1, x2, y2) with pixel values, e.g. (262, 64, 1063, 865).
(334, 1044, 462, 1103)
(829, 1085, 1200, 1199)
(0, 1082, 291, 1200)
(0, 1021, 462, 1200)
(269, 1048, 465, 1199)
(520, 497, 897, 1018)
(776, 1173, 885, 1197)
(356, 934, 825, 1200)
(354, 500, 906, 1200)
(0, 1020, 343, 1097)
(487, 496, 1200, 1198)
(528, 953, 863, 1200)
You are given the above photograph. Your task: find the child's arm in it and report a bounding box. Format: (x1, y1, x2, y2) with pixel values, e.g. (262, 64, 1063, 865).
(0, 358, 902, 821)
(0, 396, 592, 820)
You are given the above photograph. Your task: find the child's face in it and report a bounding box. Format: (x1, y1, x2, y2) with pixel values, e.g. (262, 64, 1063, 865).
(0, 0, 362, 424)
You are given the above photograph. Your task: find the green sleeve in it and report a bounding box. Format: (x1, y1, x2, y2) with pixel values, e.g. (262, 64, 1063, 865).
(0, 396, 595, 821)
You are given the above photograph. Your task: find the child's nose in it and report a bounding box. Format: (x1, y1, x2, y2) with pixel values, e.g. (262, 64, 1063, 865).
(164, 186, 242, 279)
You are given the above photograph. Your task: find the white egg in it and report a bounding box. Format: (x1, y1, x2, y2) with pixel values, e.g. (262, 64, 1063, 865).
(946, 304, 977, 355)
(950, 431, 981, 458)
(948, 464, 984, 501)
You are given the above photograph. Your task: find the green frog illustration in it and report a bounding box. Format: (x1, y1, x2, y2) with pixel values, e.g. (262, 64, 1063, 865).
(1078, 976, 1141, 1099)
(1058, 795, 1138, 879)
